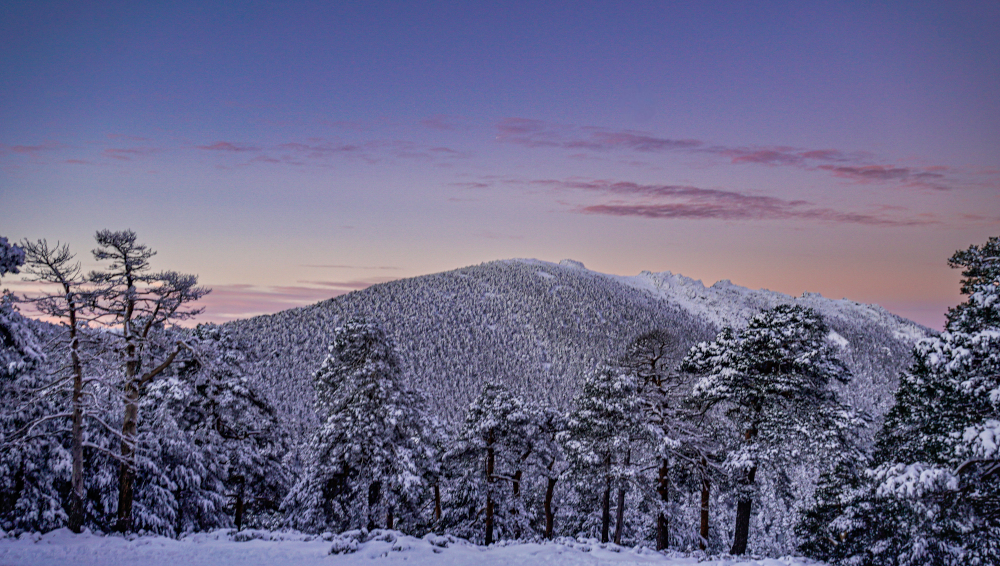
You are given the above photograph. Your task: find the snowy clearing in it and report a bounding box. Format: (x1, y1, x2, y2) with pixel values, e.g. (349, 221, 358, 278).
(0, 529, 823, 566)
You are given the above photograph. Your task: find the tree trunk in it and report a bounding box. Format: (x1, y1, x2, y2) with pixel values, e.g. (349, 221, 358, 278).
(543, 476, 557, 539)
(234, 476, 246, 531)
(433, 482, 442, 522)
(67, 301, 85, 534)
(656, 458, 669, 551)
(115, 378, 139, 533)
(368, 480, 382, 531)
(700, 457, 710, 551)
(114, 340, 184, 533)
(485, 431, 496, 545)
(485, 496, 494, 545)
(613, 450, 629, 545)
(614, 482, 626, 545)
(600, 454, 611, 543)
(730, 465, 757, 555)
(386, 506, 393, 530)
(510, 469, 523, 538)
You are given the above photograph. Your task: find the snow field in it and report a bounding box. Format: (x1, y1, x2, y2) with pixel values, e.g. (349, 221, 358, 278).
(0, 528, 824, 566)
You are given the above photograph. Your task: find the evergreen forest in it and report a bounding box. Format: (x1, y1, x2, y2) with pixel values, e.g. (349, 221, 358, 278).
(1, 231, 997, 565)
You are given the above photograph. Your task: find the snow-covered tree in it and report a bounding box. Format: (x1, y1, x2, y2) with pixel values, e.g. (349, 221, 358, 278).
(824, 237, 1000, 566)
(947, 235, 1000, 333)
(15, 239, 100, 532)
(0, 237, 64, 533)
(282, 318, 436, 534)
(105, 322, 286, 536)
(560, 365, 651, 544)
(441, 381, 545, 544)
(794, 455, 870, 562)
(0, 236, 40, 380)
(683, 305, 859, 555)
(87, 229, 209, 532)
(0, 237, 25, 278)
(186, 324, 288, 530)
(622, 328, 719, 550)
(534, 406, 566, 539)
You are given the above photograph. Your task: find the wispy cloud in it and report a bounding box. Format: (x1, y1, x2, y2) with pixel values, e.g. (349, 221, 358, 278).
(239, 138, 468, 165)
(0, 141, 65, 155)
(817, 164, 949, 190)
(495, 118, 962, 190)
(420, 115, 459, 131)
(707, 146, 864, 166)
(471, 177, 937, 226)
(303, 264, 400, 270)
(102, 147, 160, 160)
(297, 277, 396, 289)
(193, 284, 340, 323)
(496, 118, 700, 151)
(106, 134, 149, 141)
(196, 141, 261, 152)
(191, 277, 394, 323)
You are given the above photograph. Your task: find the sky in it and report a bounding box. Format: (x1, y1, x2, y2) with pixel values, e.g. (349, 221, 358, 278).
(1, 1, 998, 329)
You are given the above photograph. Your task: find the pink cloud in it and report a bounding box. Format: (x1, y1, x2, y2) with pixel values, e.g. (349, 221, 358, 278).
(0, 141, 64, 154)
(491, 177, 938, 226)
(566, 131, 701, 152)
(196, 141, 260, 152)
(496, 118, 700, 151)
(302, 264, 400, 270)
(723, 148, 805, 165)
(817, 165, 951, 191)
(186, 278, 395, 323)
(106, 134, 149, 141)
(579, 202, 930, 225)
(495, 118, 961, 190)
(297, 277, 396, 289)
(420, 115, 458, 130)
(189, 284, 339, 323)
(102, 147, 159, 160)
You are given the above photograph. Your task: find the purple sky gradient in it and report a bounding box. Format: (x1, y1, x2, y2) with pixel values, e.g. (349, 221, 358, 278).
(2, 1, 999, 328)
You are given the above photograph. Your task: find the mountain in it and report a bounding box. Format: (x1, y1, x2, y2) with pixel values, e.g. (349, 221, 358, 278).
(229, 258, 930, 442)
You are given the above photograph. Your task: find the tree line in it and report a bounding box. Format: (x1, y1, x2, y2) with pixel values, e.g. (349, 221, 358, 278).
(1, 231, 996, 563)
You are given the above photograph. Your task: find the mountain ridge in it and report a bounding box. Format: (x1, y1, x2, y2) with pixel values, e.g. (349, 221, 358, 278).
(229, 258, 930, 441)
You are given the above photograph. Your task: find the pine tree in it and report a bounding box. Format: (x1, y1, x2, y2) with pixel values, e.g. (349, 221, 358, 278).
(795, 456, 870, 562)
(683, 305, 858, 555)
(87, 229, 209, 533)
(560, 365, 650, 544)
(535, 406, 566, 540)
(835, 237, 1000, 566)
(281, 318, 436, 534)
(186, 323, 288, 530)
(16, 239, 104, 533)
(622, 329, 718, 550)
(0, 236, 40, 382)
(441, 381, 542, 544)
(0, 237, 67, 534)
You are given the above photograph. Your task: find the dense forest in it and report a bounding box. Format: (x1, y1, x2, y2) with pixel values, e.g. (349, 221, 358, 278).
(1, 231, 996, 565)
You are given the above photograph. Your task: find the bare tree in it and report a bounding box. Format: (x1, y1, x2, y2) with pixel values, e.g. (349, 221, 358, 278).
(15, 239, 116, 533)
(87, 230, 209, 533)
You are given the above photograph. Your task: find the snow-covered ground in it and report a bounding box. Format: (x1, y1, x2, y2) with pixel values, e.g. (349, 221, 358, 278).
(0, 529, 823, 566)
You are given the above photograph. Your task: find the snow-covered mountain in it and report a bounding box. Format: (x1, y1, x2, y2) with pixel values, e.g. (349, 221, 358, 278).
(229, 259, 930, 439)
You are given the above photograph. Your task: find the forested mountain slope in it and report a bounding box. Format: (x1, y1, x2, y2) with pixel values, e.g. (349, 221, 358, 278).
(228, 259, 929, 440)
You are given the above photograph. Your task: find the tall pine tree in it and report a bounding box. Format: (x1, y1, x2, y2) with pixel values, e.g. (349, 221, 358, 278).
(282, 318, 436, 534)
(820, 236, 1000, 566)
(441, 381, 542, 544)
(683, 305, 858, 555)
(560, 365, 650, 545)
